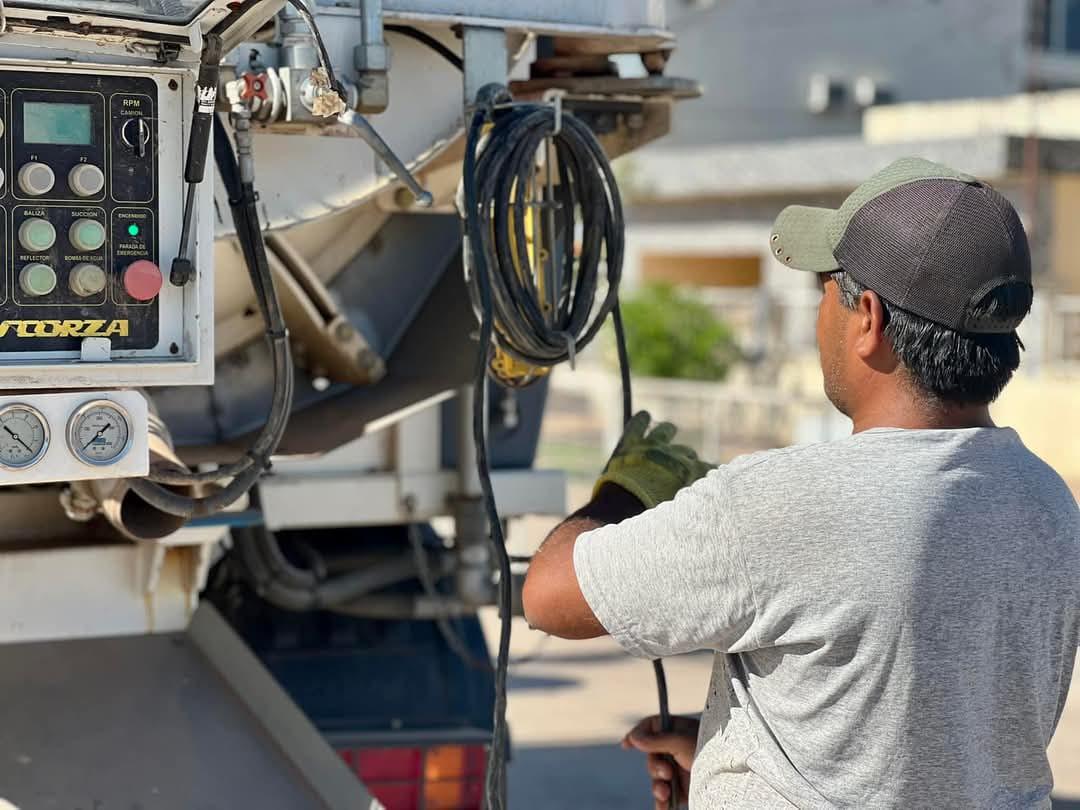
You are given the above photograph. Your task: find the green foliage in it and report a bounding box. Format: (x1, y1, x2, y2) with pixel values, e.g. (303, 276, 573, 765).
(616, 283, 739, 381)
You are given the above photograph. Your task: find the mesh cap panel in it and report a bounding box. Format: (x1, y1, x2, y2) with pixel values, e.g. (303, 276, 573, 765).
(834, 177, 1031, 331)
(825, 157, 975, 248)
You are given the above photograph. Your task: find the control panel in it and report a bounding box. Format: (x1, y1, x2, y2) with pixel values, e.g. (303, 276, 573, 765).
(0, 72, 161, 351)
(0, 63, 209, 388)
(0, 389, 148, 485)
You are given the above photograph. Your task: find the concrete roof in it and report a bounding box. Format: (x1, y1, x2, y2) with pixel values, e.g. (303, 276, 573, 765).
(623, 134, 1080, 200)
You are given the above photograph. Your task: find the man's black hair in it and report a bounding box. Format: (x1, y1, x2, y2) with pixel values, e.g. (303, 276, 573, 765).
(833, 271, 1032, 405)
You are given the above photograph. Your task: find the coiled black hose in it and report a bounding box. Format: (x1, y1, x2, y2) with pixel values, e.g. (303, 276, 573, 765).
(464, 95, 624, 376)
(462, 85, 631, 810)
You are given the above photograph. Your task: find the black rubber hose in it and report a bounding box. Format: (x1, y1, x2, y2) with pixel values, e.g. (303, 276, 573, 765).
(464, 104, 624, 373)
(136, 118, 294, 512)
(284, 0, 345, 97)
(464, 103, 512, 810)
(235, 525, 430, 610)
(462, 88, 626, 810)
(385, 24, 463, 71)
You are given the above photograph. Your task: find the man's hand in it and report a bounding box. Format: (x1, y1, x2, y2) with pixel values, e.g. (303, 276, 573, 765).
(622, 714, 699, 809)
(595, 411, 713, 510)
(523, 412, 713, 640)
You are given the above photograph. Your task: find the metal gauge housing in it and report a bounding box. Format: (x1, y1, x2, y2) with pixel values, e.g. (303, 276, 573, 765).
(0, 403, 49, 469)
(68, 400, 133, 466)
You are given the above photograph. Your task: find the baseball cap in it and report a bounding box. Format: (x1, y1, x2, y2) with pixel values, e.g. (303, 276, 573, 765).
(770, 157, 1031, 334)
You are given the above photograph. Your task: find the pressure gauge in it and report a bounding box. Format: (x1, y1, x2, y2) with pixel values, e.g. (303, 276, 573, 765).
(0, 404, 49, 469)
(68, 400, 133, 466)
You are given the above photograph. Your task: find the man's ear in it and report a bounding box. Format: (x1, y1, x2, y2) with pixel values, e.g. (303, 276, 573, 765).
(853, 289, 888, 361)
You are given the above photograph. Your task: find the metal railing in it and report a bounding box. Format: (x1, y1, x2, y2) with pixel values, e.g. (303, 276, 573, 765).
(541, 365, 844, 473)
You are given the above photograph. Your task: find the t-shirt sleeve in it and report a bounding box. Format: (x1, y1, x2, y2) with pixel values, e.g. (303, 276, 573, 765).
(572, 467, 760, 659)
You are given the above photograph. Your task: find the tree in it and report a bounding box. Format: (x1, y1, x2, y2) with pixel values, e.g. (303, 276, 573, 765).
(615, 283, 739, 381)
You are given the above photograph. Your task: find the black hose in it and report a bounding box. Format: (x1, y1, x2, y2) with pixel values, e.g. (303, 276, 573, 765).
(134, 116, 295, 515)
(284, 0, 346, 97)
(464, 100, 624, 376)
(385, 24, 463, 71)
(462, 86, 625, 810)
(235, 525, 437, 610)
(464, 103, 512, 810)
(407, 523, 491, 671)
(613, 300, 676, 807)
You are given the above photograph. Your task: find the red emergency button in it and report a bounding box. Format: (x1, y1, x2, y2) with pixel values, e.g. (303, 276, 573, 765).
(123, 259, 163, 301)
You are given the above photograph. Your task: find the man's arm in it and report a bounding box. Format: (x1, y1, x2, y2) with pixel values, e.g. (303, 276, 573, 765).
(522, 482, 645, 639)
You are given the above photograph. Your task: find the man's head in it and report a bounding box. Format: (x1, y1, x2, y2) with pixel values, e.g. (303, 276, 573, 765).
(771, 157, 1033, 422)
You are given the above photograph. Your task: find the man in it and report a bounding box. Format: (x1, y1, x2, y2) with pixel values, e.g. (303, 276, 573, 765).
(522, 157, 1080, 808)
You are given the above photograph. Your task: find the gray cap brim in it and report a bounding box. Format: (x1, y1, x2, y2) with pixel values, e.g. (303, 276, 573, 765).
(770, 205, 841, 273)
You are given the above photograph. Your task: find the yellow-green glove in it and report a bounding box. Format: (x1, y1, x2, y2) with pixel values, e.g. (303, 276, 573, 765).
(594, 411, 714, 510)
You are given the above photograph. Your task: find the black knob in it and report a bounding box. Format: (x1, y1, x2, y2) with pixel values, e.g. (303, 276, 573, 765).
(121, 117, 151, 158)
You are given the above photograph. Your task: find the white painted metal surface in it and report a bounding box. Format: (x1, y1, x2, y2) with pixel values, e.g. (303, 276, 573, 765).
(261, 467, 566, 529)
(0, 389, 148, 485)
(0, 529, 225, 643)
(221, 1, 663, 235)
(263, 401, 566, 529)
(383, 0, 667, 36)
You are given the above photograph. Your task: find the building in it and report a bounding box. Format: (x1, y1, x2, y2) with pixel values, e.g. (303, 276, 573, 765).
(612, 0, 1080, 485)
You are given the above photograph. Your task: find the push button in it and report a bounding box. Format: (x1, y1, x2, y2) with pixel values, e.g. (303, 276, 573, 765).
(122, 259, 162, 301)
(19, 263, 56, 297)
(18, 162, 55, 196)
(18, 218, 56, 253)
(69, 263, 107, 297)
(69, 218, 106, 253)
(69, 164, 105, 198)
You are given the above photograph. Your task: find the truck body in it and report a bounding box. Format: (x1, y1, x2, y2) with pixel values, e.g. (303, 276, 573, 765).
(0, 1, 691, 808)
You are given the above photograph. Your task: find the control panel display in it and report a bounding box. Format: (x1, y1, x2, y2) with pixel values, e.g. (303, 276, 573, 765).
(0, 70, 161, 353)
(23, 102, 94, 145)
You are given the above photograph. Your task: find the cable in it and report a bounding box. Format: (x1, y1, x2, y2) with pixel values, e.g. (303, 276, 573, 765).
(385, 24, 463, 71)
(283, 0, 345, 97)
(236, 524, 430, 610)
(614, 293, 677, 808)
(464, 95, 624, 382)
(131, 114, 295, 517)
(407, 523, 492, 671)
(462, 85, 625, 810)
(613, 301, 677, 807)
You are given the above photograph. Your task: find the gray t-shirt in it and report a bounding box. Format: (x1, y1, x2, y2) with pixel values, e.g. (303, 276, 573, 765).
(574, 427, 1080, 809)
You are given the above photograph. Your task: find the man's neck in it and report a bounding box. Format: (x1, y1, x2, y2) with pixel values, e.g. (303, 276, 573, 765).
(849, 387, 995, 433)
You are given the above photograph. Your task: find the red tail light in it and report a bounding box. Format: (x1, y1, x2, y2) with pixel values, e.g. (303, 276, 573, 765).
(340, 744, 486, 809)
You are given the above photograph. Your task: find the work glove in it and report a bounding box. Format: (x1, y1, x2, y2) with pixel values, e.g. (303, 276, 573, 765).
(594, 411, 714, 510)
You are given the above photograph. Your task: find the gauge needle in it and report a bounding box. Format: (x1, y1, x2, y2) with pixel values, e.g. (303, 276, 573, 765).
(4, 425, 33, 454)
(84, 425, 112, 450)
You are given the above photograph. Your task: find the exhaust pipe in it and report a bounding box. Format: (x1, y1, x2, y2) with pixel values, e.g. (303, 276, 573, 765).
(62, 414, 209, 541)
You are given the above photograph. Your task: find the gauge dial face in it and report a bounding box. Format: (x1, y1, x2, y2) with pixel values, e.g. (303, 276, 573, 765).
(0, 404, 49, 469)
(68, 401, 132, 466)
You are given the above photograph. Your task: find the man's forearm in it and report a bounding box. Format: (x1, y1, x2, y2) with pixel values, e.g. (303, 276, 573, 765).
(521, 483, 645, 638)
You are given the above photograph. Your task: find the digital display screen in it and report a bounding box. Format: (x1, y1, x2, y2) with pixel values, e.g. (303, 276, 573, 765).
(23, 102, 93, 145)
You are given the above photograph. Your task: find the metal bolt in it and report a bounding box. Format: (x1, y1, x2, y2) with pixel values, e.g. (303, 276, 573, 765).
(357, 346, 380, 367)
